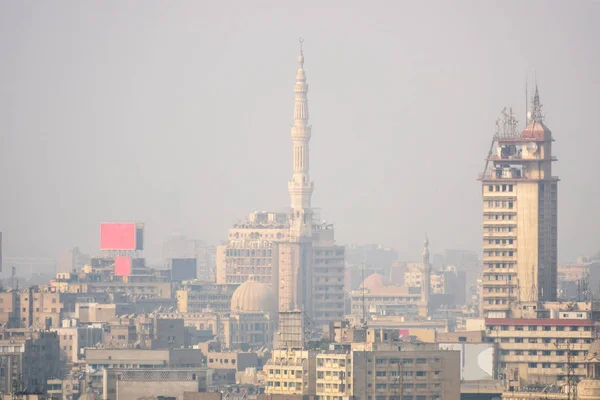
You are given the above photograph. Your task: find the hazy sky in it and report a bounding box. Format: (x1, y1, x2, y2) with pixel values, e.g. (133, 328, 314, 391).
(1, 1, 599, 262)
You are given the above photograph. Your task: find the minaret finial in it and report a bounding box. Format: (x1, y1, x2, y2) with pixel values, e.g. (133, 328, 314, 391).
(298, 38, 305, 68)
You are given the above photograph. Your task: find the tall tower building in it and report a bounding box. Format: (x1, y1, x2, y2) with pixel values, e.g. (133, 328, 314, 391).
(279, 40, 314, 314)
(480, 87, 558, 318)
(288, 39, 314, 240)
(419, 235, 432, 317)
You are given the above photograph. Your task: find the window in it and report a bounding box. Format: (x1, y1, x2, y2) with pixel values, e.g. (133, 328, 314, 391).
(515, 338, 524, 343)
(528, 363, 538, 368)
(376, 384, 386, 390)
(416, 358, 426, 364)
(416, 371, 426, 377)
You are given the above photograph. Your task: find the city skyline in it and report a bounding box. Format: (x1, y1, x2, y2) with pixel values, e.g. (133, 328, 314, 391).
(1, 1, 599, 262)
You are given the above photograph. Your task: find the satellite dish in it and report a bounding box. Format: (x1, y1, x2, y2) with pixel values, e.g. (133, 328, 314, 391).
(526, 142, 538, 154)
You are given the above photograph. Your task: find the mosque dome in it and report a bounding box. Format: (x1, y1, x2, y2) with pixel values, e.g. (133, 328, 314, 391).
(577, 338, 600, 400)
(78, 387, 97, 400)
(577, 379, 600, 400)
(360, 273, 389, 290)
(230, 276, 274, 313)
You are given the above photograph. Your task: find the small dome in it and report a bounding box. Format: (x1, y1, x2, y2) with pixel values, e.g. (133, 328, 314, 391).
(360, 273, 389, 290)
(578, 379, 600, 400)
(78, 388, 97, 400)
(587, 339, 600, 361)
(230, 276, 274, 313)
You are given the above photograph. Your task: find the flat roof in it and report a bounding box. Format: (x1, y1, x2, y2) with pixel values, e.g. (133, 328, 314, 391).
(485, 318, 594, 326)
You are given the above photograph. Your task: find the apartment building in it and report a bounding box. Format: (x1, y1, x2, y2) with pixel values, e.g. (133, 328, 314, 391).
(485, 317, 595, 388)
(264, 350, 318, 395)
(0, 330, 61, 393)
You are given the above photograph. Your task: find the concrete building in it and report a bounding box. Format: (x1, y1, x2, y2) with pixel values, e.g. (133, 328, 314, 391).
(164, 234, 216, 281)
(0, 330, 61, 393)
(46, 376, 81, 400)
(18, 286, 62, 328)
(176, 282, 236, 313)
(55, 321, 104, 366)
(84, 348, 204, 371)
(0, 290, 20, 328)
(104, 368, 212, 400)
(264, 350, 317, 396)
(58, 247, 90, 274)
(206, 351, 260, 372)
(265, 326, 460, 400)
(480, 90, 558, 317)
(485, 316, 595, 388)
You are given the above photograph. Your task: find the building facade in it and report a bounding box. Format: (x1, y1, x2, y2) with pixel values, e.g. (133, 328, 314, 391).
(480, 89, 558, 317)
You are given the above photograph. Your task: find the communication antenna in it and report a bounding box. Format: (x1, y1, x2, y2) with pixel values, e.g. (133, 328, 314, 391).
(525, 77, 528, 124)
(530, 265, 537, 302)
(361, 262, 367, 328)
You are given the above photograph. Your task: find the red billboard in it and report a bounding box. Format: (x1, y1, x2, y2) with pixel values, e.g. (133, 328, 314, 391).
(114, 256, 132, 276)
(100, 223, 136, 250)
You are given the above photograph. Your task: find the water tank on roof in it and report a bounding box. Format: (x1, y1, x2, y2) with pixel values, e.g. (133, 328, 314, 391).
(550, 309, 559, 319)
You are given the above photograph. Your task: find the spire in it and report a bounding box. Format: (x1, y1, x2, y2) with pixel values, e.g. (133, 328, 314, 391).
(422, 234, 430, 267)
(527, 85, 544, 123)
(288, 38, 313, 239)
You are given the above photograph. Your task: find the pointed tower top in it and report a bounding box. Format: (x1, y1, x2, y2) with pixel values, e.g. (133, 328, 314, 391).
(422, 234, 430, 260)
(298, 38, 304, 67)
(528, 85, 544, 123)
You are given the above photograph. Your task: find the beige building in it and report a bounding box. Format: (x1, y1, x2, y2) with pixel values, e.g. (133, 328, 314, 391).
(485, 316, 595, 388)
(176, 281, 235, 313)
(55, 323, 104, 366)
(265, 327, 460, 400)
(264, 349, 318, 395)
(0, 329, 61, 394)
(480, 90, 558, 318)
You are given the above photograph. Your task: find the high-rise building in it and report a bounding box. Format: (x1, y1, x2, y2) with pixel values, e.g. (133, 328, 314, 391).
(480, 87, 558, 318)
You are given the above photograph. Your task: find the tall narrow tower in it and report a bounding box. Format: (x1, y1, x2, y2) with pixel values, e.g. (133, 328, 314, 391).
(278, 39, 314, 316)
(480, 86, 558, 318)
(419, 235, 432, 317)
(288, 38, 314, 241)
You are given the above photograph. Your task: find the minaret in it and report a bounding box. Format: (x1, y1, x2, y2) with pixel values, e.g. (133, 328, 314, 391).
(526, 85, 544, 124)
(288, 38, 314, 241)
(421, 235, 431, 305)
(278, 39, 315, 317)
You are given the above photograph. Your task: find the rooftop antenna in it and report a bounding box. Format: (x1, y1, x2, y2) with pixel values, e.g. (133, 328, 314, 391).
(530, 265, 537, 302)
(299, 37, 304, 54)
(361, 262, 367, 328)
(525, 76, 529, 124)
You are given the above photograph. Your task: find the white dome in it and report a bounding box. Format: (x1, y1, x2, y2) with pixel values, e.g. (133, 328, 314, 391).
(360, 273, 389, 290)
(230, 277, 274, 313)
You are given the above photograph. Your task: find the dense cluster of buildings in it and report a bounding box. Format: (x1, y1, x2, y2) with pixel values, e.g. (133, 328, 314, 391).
(2, 40, 599, 400)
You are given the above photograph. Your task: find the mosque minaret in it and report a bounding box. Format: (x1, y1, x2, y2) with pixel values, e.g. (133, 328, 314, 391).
(288, 38, 314, 241)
